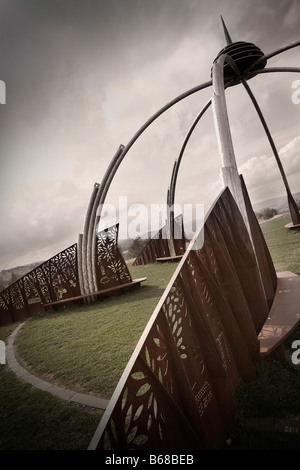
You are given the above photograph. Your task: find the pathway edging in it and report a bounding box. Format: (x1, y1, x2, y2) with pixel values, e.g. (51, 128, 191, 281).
(6, 322, 109, 411)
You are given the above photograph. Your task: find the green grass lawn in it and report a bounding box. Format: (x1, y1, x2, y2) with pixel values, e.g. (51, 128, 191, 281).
(260, 213, 300, 275)
(1, 214, 300, 450)
(13, 262, 177, 399)
(0, 261, 178, 450)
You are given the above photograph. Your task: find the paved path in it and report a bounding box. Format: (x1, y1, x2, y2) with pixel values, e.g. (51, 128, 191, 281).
(6, 322, 109, 411)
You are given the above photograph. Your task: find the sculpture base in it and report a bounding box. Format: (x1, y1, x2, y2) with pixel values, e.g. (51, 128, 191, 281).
(285, 222, 300, 230)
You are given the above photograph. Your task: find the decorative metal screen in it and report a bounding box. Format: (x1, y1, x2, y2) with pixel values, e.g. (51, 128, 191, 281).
(133, 215, 186, 265)
(0, 224, 132, 325)
(96, 224, 132, 289)
(89, 187, 276, 450)
(0, 243, 79, 324)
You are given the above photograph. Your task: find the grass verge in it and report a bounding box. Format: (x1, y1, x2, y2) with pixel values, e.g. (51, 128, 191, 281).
(0, 322, 102, 450)
(14, 262, 177, 398)
(260, 213, 300, 275)
(0, 261, 177, 450)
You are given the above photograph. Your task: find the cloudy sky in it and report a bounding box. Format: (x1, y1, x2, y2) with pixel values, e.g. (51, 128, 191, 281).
(0, 0, 299, 270)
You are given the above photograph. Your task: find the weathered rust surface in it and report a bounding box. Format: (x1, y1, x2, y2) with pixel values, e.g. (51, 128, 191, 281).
(96, 224, 132, 289)
(133, 215, 186, 266)
(240, 174, 277, 308)
(89, 187, 275, 450)
(0, 243, 79, 324)
(0, 224, 132, 325)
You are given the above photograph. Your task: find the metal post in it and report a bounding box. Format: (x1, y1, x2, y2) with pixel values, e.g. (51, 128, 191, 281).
(81, 183, 99, 294)
(89, 145, 125, 292)
(211, 55, 249, 229)
(77, 233, 84, 295)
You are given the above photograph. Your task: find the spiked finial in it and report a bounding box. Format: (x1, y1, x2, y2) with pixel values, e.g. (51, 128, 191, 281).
(220, 15, 232, 45)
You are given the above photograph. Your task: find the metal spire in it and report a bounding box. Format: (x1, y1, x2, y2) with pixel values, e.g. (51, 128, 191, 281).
(220, 15, 233, 45)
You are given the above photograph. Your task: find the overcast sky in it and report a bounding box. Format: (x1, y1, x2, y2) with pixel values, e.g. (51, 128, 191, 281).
(0, 0, 299, 270)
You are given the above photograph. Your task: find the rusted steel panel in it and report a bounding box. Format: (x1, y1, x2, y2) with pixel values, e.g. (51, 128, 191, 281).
(0, 223, 132, 325)
(240, 175, 277, 307)
(89, 188, 275, 450)
(96, 224, 132, 289)
(133, 215, 186, 266)
(0, 243, 79, 325)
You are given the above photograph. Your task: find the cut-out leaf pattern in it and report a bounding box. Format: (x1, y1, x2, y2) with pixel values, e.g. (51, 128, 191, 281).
(127, 425, 138, 443)
(0, 223, 134, 324)
(131, 371, 146, 381)
(96, 224, 132, 286)
(133, 405, 144, 421)
(136, 383, 151, 397)
(94, 188, 273, 450)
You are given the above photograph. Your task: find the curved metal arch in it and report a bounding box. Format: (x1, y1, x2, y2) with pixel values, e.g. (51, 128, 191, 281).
(168, 99, 212, 211)
(168, 59, 253, 213)
(220, 51, 300, 226)
(245, 40, 300, 73)
(85, 80, 213, 292)
(165, 57, 300, 258)
(89, 145, 124, 292)
(259, 41, 300, 62)
(95, 80, 212, 222)
(241, 78, 291, 191)
(166, 99, 212, 256)
(167, 52, 248, 250)
(82, 33, 300, 290)
(257, 66, 300, 74)
(216, 49, 300, 227)
(241, 77, 300, 225)
(80, 183, 99, 294)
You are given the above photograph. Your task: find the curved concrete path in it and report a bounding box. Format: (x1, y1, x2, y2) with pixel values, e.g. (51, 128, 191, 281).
(6, 322, 109, 411)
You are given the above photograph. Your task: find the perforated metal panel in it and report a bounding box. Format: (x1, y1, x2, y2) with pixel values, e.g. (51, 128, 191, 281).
(0, 224, 132, 325)
(89, 187, 275, 450)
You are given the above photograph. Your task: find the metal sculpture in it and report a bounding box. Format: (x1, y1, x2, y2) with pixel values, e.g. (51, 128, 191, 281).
(127, 18, 300, 266)
(0, 222, 132, 325)
(89, 186, 276, 450)
(0, 243, 79, 324)
(1, 19, 298, 452)
(133, 214, 186, 266)
(95, 224, 132, 288)
(87, 17, 299, 450)
(211, 18, 300, 227)
(165, 17, 300, 233)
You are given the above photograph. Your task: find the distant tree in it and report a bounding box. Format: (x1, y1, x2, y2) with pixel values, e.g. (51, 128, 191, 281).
(256, 207, 278, 221)
(127, 237, 148, 260)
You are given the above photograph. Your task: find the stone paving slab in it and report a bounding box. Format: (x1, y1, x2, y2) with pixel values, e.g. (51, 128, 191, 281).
(5, 322, 109, 411)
